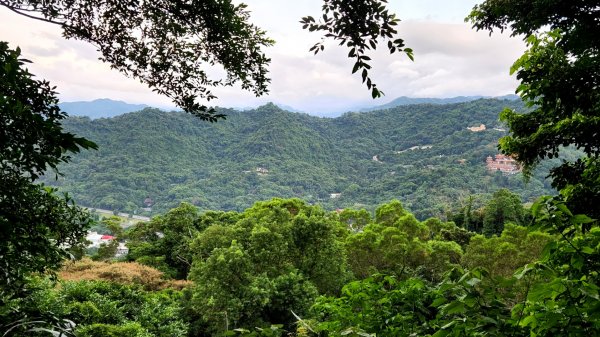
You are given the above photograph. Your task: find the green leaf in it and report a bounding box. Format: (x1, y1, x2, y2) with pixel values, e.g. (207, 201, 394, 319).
(431, 297, 447, 307)
(572, 214, 594, 224)
(432, 328, 450, 337)
(514, 263, 535, 280)
(442, 301, 465, 315)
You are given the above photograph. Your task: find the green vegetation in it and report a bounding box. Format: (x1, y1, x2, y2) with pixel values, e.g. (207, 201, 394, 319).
(118, 198, 552, 336)
(300, 0, 413, 98)
(2, 277, 187, 337)
(46, 99, 568, 220)
(2, 0, 600, 336)
(0, 41, 95, 294)
(1, 192, 588, 336)
(469, 0, 600, 220)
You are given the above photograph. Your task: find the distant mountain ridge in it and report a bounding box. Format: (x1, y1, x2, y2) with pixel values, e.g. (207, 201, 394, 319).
(360, 95, 520, 112)
(46, 99, 559, 220)
(58, 95, 520, 119)
(58, 98, 149, 119)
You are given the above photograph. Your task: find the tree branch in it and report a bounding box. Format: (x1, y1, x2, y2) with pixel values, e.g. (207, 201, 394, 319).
(0, 3, 64, 26)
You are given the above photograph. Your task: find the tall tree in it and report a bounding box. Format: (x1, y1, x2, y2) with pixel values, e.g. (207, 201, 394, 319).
(0, 42, 95, 293)
(469, 1, 600, 221)
(482, 188, 526, 236)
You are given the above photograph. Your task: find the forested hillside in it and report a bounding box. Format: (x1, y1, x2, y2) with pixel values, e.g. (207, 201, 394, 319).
(47, 99, 559, 218)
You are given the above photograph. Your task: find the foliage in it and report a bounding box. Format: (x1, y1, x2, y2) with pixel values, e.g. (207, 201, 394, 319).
(63, 280, 187, 336)
(511, 197, 600, 336)
(0, 42, 95, 295)
(309, 269, 526, 337)
(0, 0, 273, 119)
(77, 322, 153, 337)
(185, 198, 350, 335)
(309, 198, 600, 337)
(462, 224, 553, 278)
(469, 1, 600, 220)
(300, 0, 413, 98)
(482, 188, 526, 236)
(1, 277, 188, 336)
(338, 209, 371, 232)
(2, 0, 410, 116)
(374, 199, 407, 226)
(59, 259, 191, 291)
(127, 202, 200, 279)
(345, 200, 466, 282)
(93, 240, 120, 262)
(45, 99, 560, 220)
(0, 41, 96, 180)
(429, 268, 525, 337)
(426, 214, 475, 247)
(311, 275, 435, 337)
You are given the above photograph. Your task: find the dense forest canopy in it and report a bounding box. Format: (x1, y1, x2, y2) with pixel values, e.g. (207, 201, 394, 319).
(2, 0, 600, 336)
(44, 99, 569, 219)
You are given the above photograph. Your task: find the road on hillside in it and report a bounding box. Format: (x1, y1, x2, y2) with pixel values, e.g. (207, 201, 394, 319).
(84, 207, 151, 222)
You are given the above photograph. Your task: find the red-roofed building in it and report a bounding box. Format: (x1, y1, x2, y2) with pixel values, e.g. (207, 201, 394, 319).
(100, 235, 116, 240)
(486, 154, 521, 174)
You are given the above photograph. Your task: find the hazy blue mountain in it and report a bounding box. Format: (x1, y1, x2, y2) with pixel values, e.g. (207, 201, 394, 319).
(58, 98, 149, 119)
(359, 95, 520, 112)
(274, 103, 304, 113)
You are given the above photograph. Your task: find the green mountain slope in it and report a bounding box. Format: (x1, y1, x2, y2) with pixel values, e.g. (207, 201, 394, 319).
(46, 99, 558, 219)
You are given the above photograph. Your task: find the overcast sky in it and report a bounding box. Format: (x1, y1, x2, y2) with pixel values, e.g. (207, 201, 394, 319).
(0, 1, 526, 115)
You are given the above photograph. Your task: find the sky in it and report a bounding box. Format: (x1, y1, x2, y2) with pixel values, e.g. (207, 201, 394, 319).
(0, 1, 526, 115)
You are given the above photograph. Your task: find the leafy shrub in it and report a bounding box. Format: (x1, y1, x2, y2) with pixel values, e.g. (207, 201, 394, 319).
(60, 259, 191, 290)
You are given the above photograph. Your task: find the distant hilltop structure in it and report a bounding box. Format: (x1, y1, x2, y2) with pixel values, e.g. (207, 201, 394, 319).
(468, 124, 486, 132)
(256, 167, 269, 175)
(486, 154, 521, 174)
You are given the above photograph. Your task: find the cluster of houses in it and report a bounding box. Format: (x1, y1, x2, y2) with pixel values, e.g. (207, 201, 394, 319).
(85, 231, 129, 257)
(486, 154, 521, 174)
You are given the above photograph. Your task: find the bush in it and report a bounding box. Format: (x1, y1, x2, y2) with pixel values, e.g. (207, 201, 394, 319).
(60, 259, 191, 291)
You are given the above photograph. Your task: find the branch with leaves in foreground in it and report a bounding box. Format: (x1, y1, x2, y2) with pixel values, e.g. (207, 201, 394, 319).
(0, 0, 274, 121)
(301, 0, 413, 99)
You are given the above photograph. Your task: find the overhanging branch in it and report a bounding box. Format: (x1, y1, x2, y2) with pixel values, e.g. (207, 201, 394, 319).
(0, 2, 64, 26)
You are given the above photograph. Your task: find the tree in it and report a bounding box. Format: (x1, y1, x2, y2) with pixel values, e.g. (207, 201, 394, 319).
(102, 216, 124, 238)
(344, 205, 463, 282)
(338, 208, 371, 232)
(467, 5, 600, 334)
(92, 215, 123, 261)
(468, 1, 600, 221)
(1, 41, 97, 334)
(462, 224, 553, 278)
(0, 0, 272, 120)
(93, 239, 119, 261)
(0, 42, 95, 292)
(311, 276, 434, 337)
(482, 189, 526, 236)
(186, 198, 349, 334)
(374, 199, 407, 226)
(127, 202, 200, 279)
